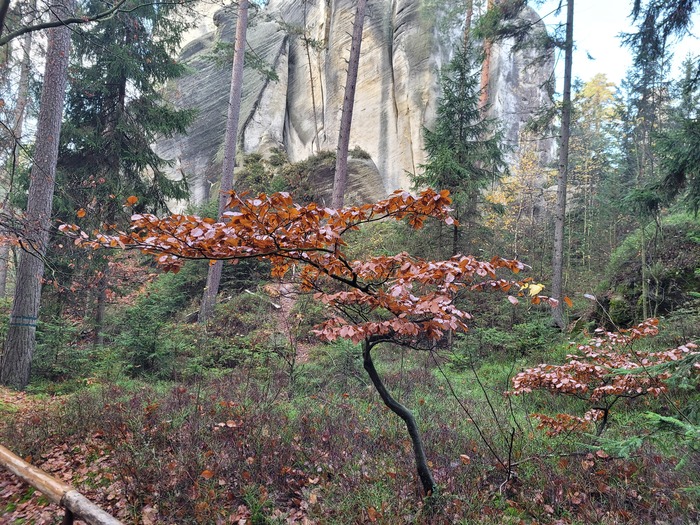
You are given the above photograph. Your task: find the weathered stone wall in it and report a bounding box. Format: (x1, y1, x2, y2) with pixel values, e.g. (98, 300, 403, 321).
(154, 0, 555, 208)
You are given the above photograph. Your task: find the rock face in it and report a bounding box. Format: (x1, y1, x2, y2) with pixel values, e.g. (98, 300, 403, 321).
(487, 8, 556, 165)
(154, 0, 554, 207)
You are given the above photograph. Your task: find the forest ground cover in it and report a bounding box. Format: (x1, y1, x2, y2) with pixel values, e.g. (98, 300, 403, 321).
(1, 302, 698, 524)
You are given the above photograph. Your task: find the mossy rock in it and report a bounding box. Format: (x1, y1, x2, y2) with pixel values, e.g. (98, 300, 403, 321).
(602, 214, 700, 326)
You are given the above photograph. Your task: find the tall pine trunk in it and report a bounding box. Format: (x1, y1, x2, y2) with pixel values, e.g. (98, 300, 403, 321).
(479, 0, 495, 109)
(331, 0, 368, 209)
(551, 0, 574, 330)
(199, 0, 249, 323)
(1, 0, 74, 389)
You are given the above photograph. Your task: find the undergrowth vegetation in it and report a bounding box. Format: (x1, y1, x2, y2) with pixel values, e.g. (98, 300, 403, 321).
(0, 198, 698, 524)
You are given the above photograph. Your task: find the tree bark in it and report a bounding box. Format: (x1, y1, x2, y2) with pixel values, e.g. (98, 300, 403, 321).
(94, 264, 108, 347)
(199, 0, 249, 323)
(362, 339, 436, 496)
(0, 10, 34, 299)
(463, 0, 473, 46)
(1, 0, 74, 390)
(0, 244, 9, 299)
(0, 444, 124, 524)
(331, 0, 368, 209)
(551, 0, 574, 330)
(0, 0, 9, 41)
(479, 0, 495, 109)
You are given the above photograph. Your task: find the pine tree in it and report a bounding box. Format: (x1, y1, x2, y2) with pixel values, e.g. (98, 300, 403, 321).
(626, 0, 698, 214)
(198, 0, 250, 324)
(413, 44, 505, 256)
(1, 0, 75, 389)
(567, 75, 623, 272)
(331, 0, 368, 209)
(655, 57, 700, 214)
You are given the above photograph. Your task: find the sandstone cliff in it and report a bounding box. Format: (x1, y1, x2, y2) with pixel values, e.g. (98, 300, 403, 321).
(155, 0, 554, 207)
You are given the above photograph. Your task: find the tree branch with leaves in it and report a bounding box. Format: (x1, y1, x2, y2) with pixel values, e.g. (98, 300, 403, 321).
(61, 188, 558, 495)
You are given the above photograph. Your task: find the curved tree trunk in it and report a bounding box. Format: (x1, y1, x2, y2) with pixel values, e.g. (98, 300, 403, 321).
(199, 0, 249, 323)
(1, 0, 75, 390)
(331, 0, 368, 209)
(362, 339, 436, 495)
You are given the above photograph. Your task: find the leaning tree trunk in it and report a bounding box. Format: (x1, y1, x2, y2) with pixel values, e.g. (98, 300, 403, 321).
(331, 0, 368, 209)
(199, 0, 249, 323)
(1, 0, 74, 390)
(551, 0, 574, 330)
(362, 339, 436, 495)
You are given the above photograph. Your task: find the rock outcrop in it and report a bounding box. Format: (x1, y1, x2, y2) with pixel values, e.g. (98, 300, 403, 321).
(487, 8, 556, 165)
(155, 0, 555, 207)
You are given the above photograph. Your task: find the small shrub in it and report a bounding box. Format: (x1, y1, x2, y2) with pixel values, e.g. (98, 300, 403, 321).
(510, 319, 700, 436)
(349, 146, 371, 160)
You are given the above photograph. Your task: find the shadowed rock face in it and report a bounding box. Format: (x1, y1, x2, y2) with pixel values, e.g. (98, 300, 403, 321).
(154, 0, 554, 208)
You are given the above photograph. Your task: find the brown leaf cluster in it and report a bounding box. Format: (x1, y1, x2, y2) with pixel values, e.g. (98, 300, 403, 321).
(60, 189, 551, 347)
(510, 319, 699, 435)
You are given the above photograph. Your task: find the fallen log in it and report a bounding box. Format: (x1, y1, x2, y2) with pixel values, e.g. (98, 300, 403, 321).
(0, 443, 123, 525)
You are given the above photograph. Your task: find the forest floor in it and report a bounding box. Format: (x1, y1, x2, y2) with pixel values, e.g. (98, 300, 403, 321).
(1, 360, 698, 525)
(0, 387, 131, 524)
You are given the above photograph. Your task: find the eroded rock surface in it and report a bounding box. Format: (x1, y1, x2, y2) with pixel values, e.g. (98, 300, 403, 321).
(155, 0, 554, 207)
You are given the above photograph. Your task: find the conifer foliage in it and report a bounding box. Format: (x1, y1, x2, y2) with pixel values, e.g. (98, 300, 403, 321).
(413, 45, 505, 254)
(50, 0, 193, 340)
(58, 0, 193, 218)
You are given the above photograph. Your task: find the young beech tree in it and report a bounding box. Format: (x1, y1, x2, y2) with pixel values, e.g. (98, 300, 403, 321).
(510, 318, 699, 436)
(63, 188, 556, 496)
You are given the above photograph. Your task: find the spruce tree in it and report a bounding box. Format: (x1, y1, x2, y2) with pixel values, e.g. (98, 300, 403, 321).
(53, 0, 194, 342)
(655, 58, 700, 214)
(413, 44, 505, 256)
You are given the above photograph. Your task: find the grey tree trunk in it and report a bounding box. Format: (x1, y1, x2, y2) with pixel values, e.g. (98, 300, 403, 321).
(551, 0, 574, 330)
(0, 245, 10, 299)
(94, 264, 108, 347)
(463, 0, 473, 46)
(331, 0, 368, 209)
(0, 0, 74, 389)
(0, 22, 35, 299)
(0, 0, 9, 41)
(199, 0, 249, 323)
(362, 339, 436, 495)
